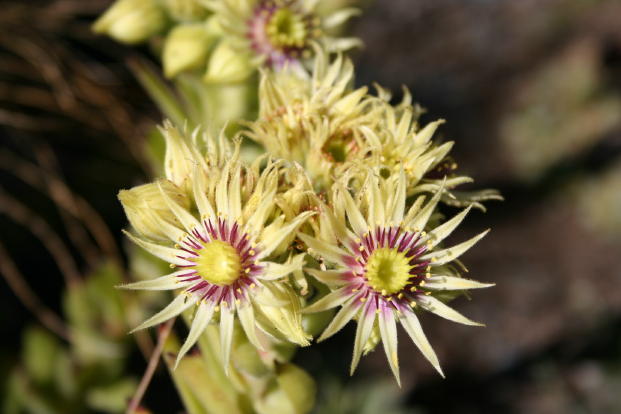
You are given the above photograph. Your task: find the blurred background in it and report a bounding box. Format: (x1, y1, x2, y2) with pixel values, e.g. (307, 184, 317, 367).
(2, 0, 621, 413)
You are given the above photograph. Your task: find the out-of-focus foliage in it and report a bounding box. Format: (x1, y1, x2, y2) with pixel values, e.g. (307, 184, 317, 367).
(3, 263, 137, 414)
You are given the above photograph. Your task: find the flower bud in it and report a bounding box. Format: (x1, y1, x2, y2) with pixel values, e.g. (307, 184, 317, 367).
(257, 283, 311, 347)
(163, 0, 208, 22)
(161, 121, 202, 192)
(204, 40, 253, 84)
(163, 23, 214, 78)
(118, 180, 189, 240)
(93, 0, 167, 45)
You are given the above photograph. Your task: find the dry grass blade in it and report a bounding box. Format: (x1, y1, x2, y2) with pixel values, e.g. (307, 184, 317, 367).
(0, 149, 123, 268)
(0, 240, 70, 340)
(0, 188, 81, 286)
(126, 319, 175, 414)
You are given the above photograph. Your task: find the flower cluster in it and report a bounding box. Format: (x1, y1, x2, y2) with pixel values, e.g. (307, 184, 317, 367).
(107, 2, 498, 383)
(246, 51, 501, 208)
(120, 124, 313, 370)
(94, 0, 360, 83)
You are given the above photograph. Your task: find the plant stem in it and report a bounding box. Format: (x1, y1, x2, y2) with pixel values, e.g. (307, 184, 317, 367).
(126, 318, 175, 414)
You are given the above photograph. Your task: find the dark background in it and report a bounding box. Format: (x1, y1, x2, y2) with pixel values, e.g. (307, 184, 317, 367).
(2, 0, 621, 413)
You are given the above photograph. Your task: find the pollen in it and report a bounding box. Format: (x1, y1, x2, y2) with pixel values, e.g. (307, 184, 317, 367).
(365, 247, 413, 295)
(194, 240, 242, 286)
(265, 8, 309, 49)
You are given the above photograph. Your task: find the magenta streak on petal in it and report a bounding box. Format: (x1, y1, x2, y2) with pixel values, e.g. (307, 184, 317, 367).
(183, 238, 202, 250)
(397, 232, 415, 252)
(178, 246, 198, 256)
(388, 227, 400, 248)
(176, 217, 266, 307)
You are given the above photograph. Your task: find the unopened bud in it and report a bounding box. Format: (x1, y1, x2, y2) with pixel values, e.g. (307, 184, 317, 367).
(163, 23, 214, 78)
(204, 40, 253, 84)
(93, 0, 167, 45)
(118, 180, 189, 240)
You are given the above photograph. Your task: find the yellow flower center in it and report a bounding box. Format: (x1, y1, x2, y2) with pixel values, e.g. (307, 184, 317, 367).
(365, 248, 412, 295)
(194, 240, 242, 286)
(266, 8, 308, 48)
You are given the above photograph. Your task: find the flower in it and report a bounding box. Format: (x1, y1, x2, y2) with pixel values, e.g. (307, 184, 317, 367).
(248, 50, 502, 208)
(119, 127, 314, 371)
(204, 0, 361, 74)
(299, 170, 493, 384)
(246, 51, 378, 189)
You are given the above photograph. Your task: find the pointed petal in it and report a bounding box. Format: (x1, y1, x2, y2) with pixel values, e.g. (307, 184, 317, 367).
(175, 301, 216, 368)
(317, 295, 362, 342)
(238, 302, 262, 350)
(424, 206, 472, 249)
(298, 233, 348, 266)
(407, 179, 445, 231)
(351, 300, 376, 375)
(143, 207, 186, 242)
(192, 165, 215, 219)
(400, 311, 444, 377)
(228, 164, 242, 221)
(417, 295, 484, 326)
(261, 254, 305, 281)
(219, 302, 235, 374)
(304, 286, 352, 313)
(402, 195, 426, 226)
(123, 230, 190, 266)
(425, 276, 495, 291)
(368, 175, 385, 226)
(379, 309, 401, 386)
(158, 181, 200, 233)
(215, 160, 231, 218)
(390, 170, 407, 224)
(322, 8, 360, 29)
(413, 120, 444, 146)
(421, 229, 489, 266)
(131, 294, 196, 333)
(245, 188, 277, 236)
(257, 212, 314, 259)
(339, 186, 368, 236)
(305, 268, 347, 288)
(117, 270, 193, 290)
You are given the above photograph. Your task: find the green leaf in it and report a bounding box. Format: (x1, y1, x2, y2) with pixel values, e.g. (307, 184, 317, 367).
(23, 326, 60, 385)
(86, 378, 138, 413)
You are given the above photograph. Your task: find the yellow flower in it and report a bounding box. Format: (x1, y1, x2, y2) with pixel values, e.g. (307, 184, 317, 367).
(300, 170, 493, 385)
(248, 49, 502, 208)
(246, 51, 377, 189)
(204, 0, 361, 74)
(119, 124, 314, 371)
